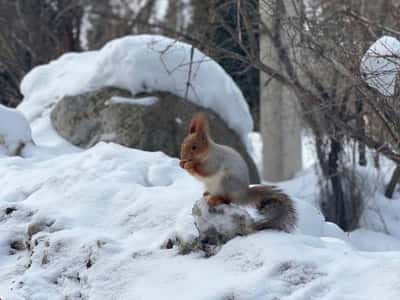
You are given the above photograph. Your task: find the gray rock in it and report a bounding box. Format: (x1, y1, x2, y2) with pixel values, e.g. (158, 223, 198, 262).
(27, 221, 48, 239)
(193, 197, 256, 239)
(50, 87, 260, 183)
(191, 197, 259, 255)
(165, 194, 295, 256)
(27, 219, 55, 239)
(10, 240, 27, 251)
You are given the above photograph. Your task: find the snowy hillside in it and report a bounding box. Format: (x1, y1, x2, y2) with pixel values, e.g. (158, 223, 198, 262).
(1, 115, 400, 299)
(2, 139, 400, 299)
(2, 35, 400, 299)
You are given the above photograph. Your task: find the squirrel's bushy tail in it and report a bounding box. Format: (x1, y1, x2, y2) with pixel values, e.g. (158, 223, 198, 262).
(249, 185, 297, 233)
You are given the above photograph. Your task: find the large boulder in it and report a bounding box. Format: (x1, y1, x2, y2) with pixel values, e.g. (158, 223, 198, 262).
(50, 87, 260, 183)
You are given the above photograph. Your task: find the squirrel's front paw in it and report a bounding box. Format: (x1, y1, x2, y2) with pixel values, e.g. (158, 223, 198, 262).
(179, 160, 186, 169)
(180, 160, 195, 170)
(207, 195, 231, 207)
(182, 162, 199, 177)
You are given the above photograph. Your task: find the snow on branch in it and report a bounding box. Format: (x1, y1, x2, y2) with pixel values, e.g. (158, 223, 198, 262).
(361, 36, 400, 96)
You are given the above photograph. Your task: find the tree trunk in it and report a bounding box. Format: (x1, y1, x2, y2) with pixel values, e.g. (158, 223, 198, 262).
(259, 0, 302, 181)
(385, 165, 400, 199)
(355, 95, 367, 166)
(321, 137, 348, 229)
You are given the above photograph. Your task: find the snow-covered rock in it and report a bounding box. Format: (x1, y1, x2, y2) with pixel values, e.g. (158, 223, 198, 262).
(361, 36, 400, 96)
(190, 197, 257, 255)
(0, 104, 33, 156)
(19, 35, 253, 146)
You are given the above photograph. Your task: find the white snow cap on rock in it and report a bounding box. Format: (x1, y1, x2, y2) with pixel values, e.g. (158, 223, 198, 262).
(361, 36, 400, 96)
(0, 104, 32, 155)
(19, 35, 253, 144)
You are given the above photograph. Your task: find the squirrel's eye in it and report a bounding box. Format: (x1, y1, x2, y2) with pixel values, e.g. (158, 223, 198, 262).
(191, 145, 197, 150)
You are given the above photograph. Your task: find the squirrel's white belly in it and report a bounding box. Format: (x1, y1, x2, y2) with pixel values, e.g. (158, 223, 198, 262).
(200, 168, 225, 195)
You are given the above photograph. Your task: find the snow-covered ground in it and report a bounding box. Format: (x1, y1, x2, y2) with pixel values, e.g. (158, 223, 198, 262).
(2, 35, 400, 299)
(1, 133, 400, 299)
(1, 119, 400, 299)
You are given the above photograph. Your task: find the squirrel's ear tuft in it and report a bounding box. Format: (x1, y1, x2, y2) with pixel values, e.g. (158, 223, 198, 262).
(189, 119, 197, 134)
(189, 112, 210, 135)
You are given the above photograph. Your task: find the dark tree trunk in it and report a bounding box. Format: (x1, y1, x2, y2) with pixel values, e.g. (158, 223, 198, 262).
(317, 134, 361, 230)
(325, 138, 347, 229)
(358, 142, 367, 167)
(355, 96, 367, 166)
(385, 165, 400, 199)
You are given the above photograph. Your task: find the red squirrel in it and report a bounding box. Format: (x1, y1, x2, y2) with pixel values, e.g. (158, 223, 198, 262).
(180, 113, 297, 232)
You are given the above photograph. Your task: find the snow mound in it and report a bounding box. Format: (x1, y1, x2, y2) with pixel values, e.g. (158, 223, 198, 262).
(349, 228, 400, 251)
(0, 104, 32, 155)
(19, 35, 253, 143)
(361, 36, 400, 96)
(2, 142, 400, 299)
